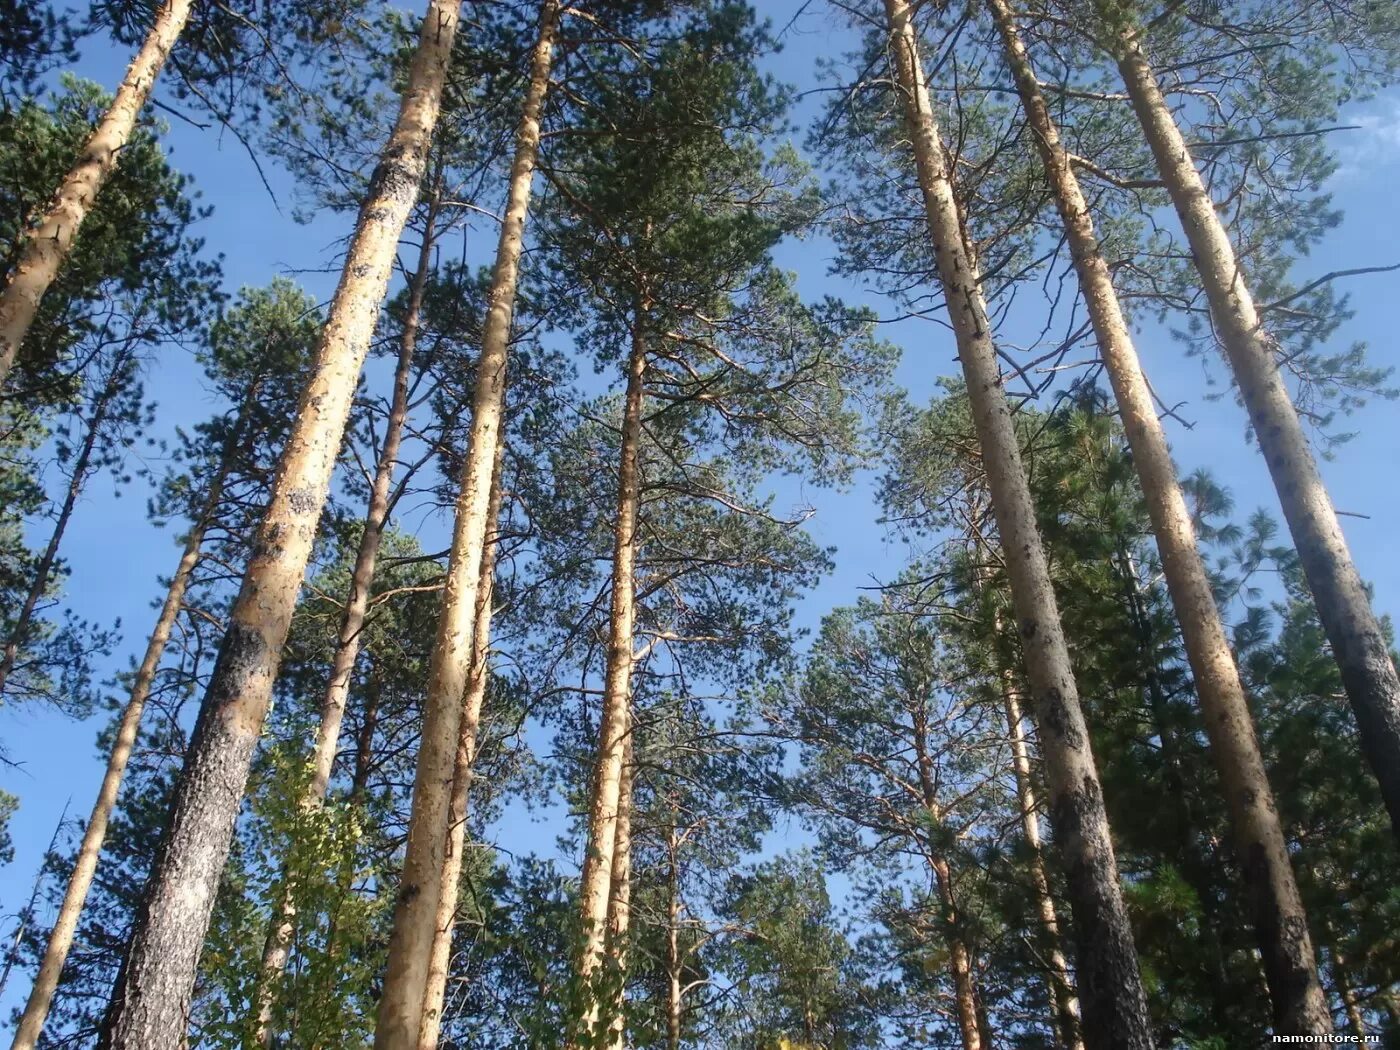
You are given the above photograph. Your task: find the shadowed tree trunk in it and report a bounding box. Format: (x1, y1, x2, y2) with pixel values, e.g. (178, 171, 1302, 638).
(571, 305, 648, 1047)
(985, 0, 1329, 1032)
(0, 0, 194, 389)
(880, 1, 1154, 1044)
(96, 4, 465, 1044)
(417, 434, 506, 1050)
(9, 380, 258, 1050)
(251, 182, 442, 1050)
(0, 351, 130, 697)
(1107, 13, 1400, 846)
(373, 3, 559, 1044)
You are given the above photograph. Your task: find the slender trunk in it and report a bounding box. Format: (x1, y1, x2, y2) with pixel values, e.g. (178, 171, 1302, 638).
(251, 184, 441, 1050)
(416, 434, 506, 1050)
(665, 820, 682, 1050)
(992, 634, 1082, 1050)
(373, 5, 557, 1045)
(604, 726, 635, 1050)
(880, 2, 1153, 1044)
(1330, 941, 1368, 1041)
(0, 364, 121, 695)
(571, 309, 648, 1046)
(0, 0, 194, 389)
(986, 0, 1328, 1031)
(1110, 17, 1400, 844)
(9, 386, 254, 1050)
(911, 710, 983, 1050)
(97, 6, 464, 1044)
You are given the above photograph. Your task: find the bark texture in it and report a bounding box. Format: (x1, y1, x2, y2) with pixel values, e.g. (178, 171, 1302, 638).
(372, 4, 558, 1044)
(987, 0, 1329, 1032)
(9, 386, 253, 1050)
(251, 187, 440, 1050)
(416, 437, 506, 1050)
(571, 311, 648, 1046)
(98, 5, 464, 1045)
(0, 0, 194, 388)
(604, 727, 635, 1050)
(881, 1, 1154, 1044)
(1111, 18, 1400, 845)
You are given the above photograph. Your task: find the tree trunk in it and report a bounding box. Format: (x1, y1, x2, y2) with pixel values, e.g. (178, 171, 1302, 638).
(665, 819, 682, 1050)
(992, 636, 1083, 1050)
(604, 725, 635, 1050)
(372, 4, 557, 1045)
(251, 181, 441, 1050)
(571, 306, 648, 1046)
(97, 5, 464, 1045)
(9, 382, 255, 1050)
(0, 0, 194, 389)
(880, 2, 1154, 1045)
(416, 434, 506, 1050)
(1110, 17, 1400, 845)
(0, 359, 123, 696)
(986, 0, 1329, 1032)
(1330, 940, 1368, 1041)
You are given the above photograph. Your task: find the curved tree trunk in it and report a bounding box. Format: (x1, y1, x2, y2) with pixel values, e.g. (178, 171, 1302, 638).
(97, 5, 465, 1045)
(880, 2, 1154, 1045)
(416, 435, 506, 1050)
(1109, 17, 1400, 845)
(373, 4, 558, 1045)
(571, 309, 648, 1047)
(0, 0, 194, 389)
(986, 0, 1328, 1033)
(9, 383, 255, 1050)
(251, 182, 441, 1050)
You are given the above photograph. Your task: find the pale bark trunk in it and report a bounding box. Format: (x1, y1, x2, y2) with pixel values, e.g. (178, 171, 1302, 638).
(1110, 19, 1400, 844)
(416, 435, 506, 1050)
(0, 0, 194, 389)
(987, 0, 1328, 1032)
(604, 727, 635, 1050)
(251, 183, 440, 1050)
(880, 2, 1153, 1044)
(97, 5, 464, 1045)
(572, 310, 648, 1046)
(372, 4, 557, 1045)
(9, 385, 254, 1050)
(993, 638, 1083, 1050)
(0, 361, 121, 696)
(665, 820, 682, 1050)
(1330, 942, 1368, 1041)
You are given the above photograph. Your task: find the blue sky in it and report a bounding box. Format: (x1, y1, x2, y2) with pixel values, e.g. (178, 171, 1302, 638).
(2, 0, 1398, 1024)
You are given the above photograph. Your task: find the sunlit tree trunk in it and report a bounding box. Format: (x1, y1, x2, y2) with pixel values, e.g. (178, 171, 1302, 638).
(985, 0, 1329, 1032)
(0, 354, 127, 697)
(604, 726, 635, 1050)
(0, 0, 194, 389)
(1109, 15, 1400, 846)
(373, 4, 558, 1044)
(665, 815, 682, 1050)
(251, 183, 442, 1050)
(9, 381, 257, 1050)
(571, 307, 648, 1046)
(417, 434, 506, 1050)
(97, 5, 465, 1044)
(881, 1, 1153, 1044)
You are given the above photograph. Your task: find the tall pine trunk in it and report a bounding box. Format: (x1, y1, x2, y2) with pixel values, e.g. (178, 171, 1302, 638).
(604, 726, 635, 1050)
(9, 382, 256, 1050)
(416, 434, 506, 1050)
(1109, 16, 1400, 845)
(986, 0, 1328, 1031)
(373, 4, 558, 1044)
(665, 817, 682, 1050)
(97, 5, 464, 1044)
(0, 0, 194, 389)
(571, 307, 648, 1046)
(880, 1, 1154, 1044)
(0, 356, 126, 696)
(251, 186, 441, 1049)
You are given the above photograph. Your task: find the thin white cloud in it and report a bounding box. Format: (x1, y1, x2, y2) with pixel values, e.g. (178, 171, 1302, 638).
(1333, 94, 1400, 182)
